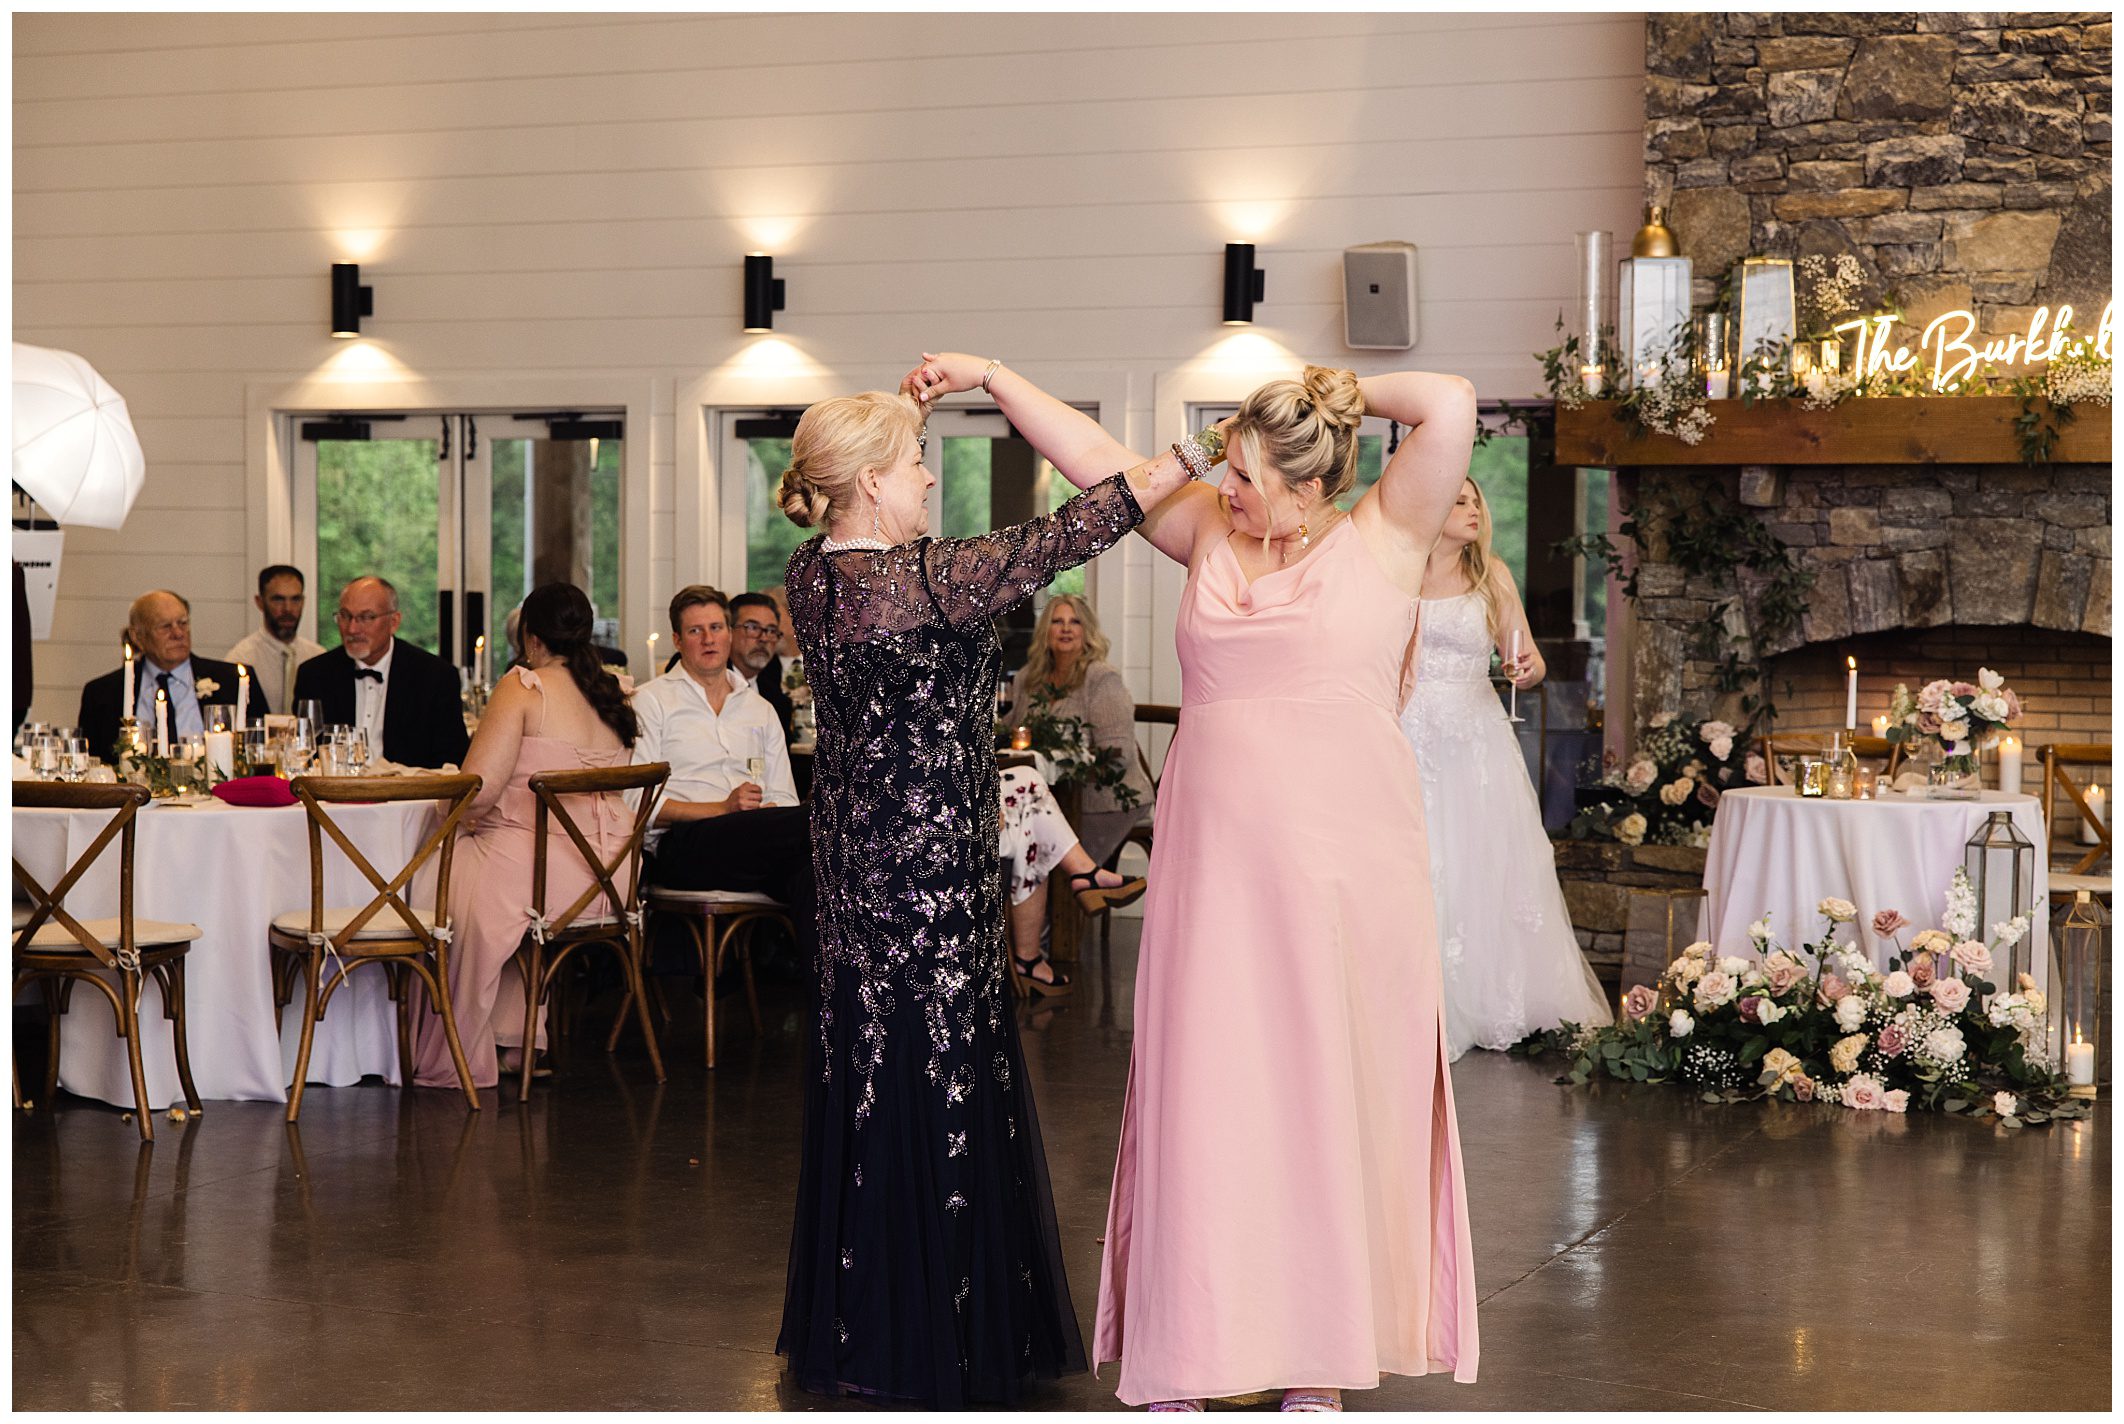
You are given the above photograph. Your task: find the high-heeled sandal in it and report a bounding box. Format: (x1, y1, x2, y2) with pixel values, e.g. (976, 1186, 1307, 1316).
(1280, 1392, 1343, 1412)
(1147, 1401, 1206, 1413)
(1012, 950, 1073, 998)
(1071, 870, 1147, 914)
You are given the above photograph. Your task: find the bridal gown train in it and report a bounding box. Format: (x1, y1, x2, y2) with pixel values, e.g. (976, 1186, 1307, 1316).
(1399, 592, 1612, 1060)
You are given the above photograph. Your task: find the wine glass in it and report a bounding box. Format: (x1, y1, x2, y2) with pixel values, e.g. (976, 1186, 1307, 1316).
(15, 720, 50, 759)
(344, 733, 370, 775)
(28, 732, 61, 781)
(58, 735, 92, 783)
(295, 699, 325, 732)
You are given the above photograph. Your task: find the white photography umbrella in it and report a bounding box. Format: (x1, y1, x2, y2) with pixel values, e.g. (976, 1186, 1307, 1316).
(12, 343, 146, 529)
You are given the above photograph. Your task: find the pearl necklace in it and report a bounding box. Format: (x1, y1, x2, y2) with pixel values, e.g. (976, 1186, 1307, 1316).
(821, 535, 893, 553)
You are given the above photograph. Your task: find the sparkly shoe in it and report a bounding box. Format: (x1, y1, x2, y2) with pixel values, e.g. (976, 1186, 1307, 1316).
(1280, 1391, 1343, 1412)
(1147, 1402, 1206, 1413)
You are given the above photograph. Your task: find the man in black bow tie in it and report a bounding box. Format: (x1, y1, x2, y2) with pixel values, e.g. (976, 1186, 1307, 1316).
(291, 575, 470, 770)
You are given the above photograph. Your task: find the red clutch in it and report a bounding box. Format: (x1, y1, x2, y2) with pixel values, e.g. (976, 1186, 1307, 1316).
(210, 775, 298, 808)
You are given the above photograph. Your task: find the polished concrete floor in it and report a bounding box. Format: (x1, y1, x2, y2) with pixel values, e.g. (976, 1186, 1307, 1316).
(13, 922, 2111, 1412)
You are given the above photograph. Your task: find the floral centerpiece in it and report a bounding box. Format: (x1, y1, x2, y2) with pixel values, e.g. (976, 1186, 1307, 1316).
(1567, 710, 1763, 848)
(1015, 690, 1141, 810)
(1527, 871, 2085, 1125)
(1884, 668, 2021, 791)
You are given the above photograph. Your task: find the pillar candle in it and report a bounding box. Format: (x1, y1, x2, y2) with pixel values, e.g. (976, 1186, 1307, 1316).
(1871, 713, 1891, 738)
(205, 729, 235, 781)
(2067, 1036, 2095, 1086)
(647, 632, 659, 672)
(1705, 369, 1730, 400)
(2081, 783, 2106, 845)
(154, 688, 170, 756)
(474, 635, 488, 687)
(235, 664, 250, 733)
(1580, 364, 1605, 398)
(1996, 735, 2023, 797)
(1845, 657, 1858, 731)
(122, 642, 135, 714)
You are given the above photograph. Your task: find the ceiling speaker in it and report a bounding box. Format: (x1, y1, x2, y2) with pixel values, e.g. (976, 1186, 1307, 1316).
(1342, 242, 1418, 351)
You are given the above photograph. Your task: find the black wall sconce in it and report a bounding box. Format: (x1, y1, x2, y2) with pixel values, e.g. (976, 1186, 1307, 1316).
(1222, 243, 1266, 325)
(743, 254, 787, 333)
(330, 262, 373, 338)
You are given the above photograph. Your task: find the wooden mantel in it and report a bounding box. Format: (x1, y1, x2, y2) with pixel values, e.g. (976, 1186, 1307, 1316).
(1555, 395, 2110, 467)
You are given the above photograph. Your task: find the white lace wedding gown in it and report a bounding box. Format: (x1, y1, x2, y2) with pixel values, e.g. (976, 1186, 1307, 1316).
(1399, 592, 1613, 1060)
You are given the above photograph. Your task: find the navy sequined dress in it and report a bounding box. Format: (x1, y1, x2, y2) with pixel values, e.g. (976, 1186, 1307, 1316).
(778, 474, 1143, 1407)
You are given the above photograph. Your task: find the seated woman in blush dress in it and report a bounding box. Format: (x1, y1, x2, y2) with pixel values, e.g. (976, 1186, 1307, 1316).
(1005, 593, 1156, 871)
(412, 582, 638, 1089)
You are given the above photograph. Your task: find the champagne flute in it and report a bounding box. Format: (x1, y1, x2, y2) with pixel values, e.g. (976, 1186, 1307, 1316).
(745, 726, 769, 784)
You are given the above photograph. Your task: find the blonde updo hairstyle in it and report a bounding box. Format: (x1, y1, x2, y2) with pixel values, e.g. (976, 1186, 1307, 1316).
(1227, 365, 1366, 537)
(778, 391, 926, 530)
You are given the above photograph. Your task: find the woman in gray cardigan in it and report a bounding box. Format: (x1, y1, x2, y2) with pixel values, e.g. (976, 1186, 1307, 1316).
(1007, 593, 1155, 868)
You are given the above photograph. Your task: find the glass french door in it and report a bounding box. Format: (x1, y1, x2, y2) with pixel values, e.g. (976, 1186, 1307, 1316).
(295, 412, 624, 668)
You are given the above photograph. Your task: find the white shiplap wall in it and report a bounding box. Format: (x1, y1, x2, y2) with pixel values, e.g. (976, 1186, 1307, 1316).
(14, 11, 1645, 722)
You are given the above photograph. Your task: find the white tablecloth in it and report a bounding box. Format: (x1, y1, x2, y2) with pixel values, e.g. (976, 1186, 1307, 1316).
(1698, 786, 2050, 980)
(14, 798, 438, 1108)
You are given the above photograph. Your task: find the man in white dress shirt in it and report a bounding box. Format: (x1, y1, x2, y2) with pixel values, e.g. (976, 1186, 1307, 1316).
(224, 565, 325, 715)
(632, 585, 815, 958)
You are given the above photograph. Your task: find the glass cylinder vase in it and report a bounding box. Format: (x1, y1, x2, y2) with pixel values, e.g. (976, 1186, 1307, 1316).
(2056, 890, 2106, 1096)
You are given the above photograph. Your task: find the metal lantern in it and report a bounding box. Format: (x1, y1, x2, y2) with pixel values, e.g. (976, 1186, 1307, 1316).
(2054, 890, 2107, 1097)
(1734, 257, 1796, 388)
(1964, 811, 2037, 983)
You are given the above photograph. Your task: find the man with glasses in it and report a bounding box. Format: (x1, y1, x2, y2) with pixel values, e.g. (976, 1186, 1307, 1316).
(224, 565, 325, 715)
(78, 589, 268, 761)
(727, 591, 794, 741)
(292, 575, 470, 769)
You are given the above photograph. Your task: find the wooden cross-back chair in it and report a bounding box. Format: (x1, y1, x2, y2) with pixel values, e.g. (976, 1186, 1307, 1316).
(511, 763, 669, 1099)
(1757, 732, 1903, 787)
(2039, 743, 2112, 894)
(13, 782, 202, 1141)
(269, 773, 484, 1121)
(637, 884, 777, 1070)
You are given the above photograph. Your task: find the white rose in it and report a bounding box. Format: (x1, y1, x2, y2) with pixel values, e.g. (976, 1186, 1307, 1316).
(1709, 735, 1734, 761)
(1660, 777, 1695, 806)
(1614, 812, 1647, 846)
(1830, 1035, 1869, 1074)
(1923, 1026, 1967, 1065)
(1745, 752, 1768, 783)
(1818, 897, 1858, 923)
(1993, 1090, 2018, 1117)
(1978, 667, 2004, 693)
(1624, 759, 1659, 794)
(1669, 1009, 1695, 1038)
(1929, 977, 1971, 1013)
(1682, 940, 1712, 961)
(1699, 719, 1735, 744)
(1834, 995, 1869, 1032)
(1719, 956, 1751, 979)
(1972, 691, 2009, 723)
(1882, 970, 1916, 999)
(1756, 999, 1786, 1026)
(1940, 718, 1970, 742)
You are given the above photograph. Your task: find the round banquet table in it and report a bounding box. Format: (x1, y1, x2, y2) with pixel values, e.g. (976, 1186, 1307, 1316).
(14, 796, 440, 1109)
(1697, 785, 2050, 983)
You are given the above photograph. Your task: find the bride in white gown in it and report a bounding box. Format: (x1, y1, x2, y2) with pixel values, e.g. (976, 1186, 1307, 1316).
(1399, 478, 1612, 1060)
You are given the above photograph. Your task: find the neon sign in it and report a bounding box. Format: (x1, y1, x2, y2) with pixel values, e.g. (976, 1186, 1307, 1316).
(1833, 300, 2113, 391)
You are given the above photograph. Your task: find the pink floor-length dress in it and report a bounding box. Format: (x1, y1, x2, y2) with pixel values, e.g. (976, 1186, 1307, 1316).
(413, 672, 631, 1090)
(1093, 520, 1479, 1404)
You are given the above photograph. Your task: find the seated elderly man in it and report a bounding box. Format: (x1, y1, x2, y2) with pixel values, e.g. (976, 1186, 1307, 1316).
(79, 589, 268, 760)
(292, 575, 469, 769)
(632, 585, 815, 954)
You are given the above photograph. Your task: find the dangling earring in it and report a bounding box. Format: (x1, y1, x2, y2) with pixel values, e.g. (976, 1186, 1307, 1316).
(872, 496, 883, 540)
(1298, 521, 1311, 551)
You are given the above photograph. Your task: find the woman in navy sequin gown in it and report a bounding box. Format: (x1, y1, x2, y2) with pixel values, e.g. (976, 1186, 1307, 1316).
(775, 388, 1193, 1406)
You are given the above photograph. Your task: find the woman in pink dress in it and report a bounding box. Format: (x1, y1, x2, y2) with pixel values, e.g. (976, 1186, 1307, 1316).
(904, 354, 1482, 1411)
(413, 582, 637, 1090)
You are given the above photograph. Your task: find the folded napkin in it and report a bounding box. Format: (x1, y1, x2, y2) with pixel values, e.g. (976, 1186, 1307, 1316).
(211, 775, 298, 807)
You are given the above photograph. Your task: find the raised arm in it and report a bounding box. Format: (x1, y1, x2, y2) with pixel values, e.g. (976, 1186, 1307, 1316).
(923, 475, 1145, 630)
(1352, 372, 1480, 573)
(904, 353, 1224, 564)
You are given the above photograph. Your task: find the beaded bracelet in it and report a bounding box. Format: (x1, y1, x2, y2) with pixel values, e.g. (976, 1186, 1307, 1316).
(1171, 439, 1210, 481)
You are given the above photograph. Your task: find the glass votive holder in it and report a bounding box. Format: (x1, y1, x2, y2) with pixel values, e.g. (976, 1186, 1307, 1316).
(1796, 757, 1828, 798)
(1854, 766, 1879, 800)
